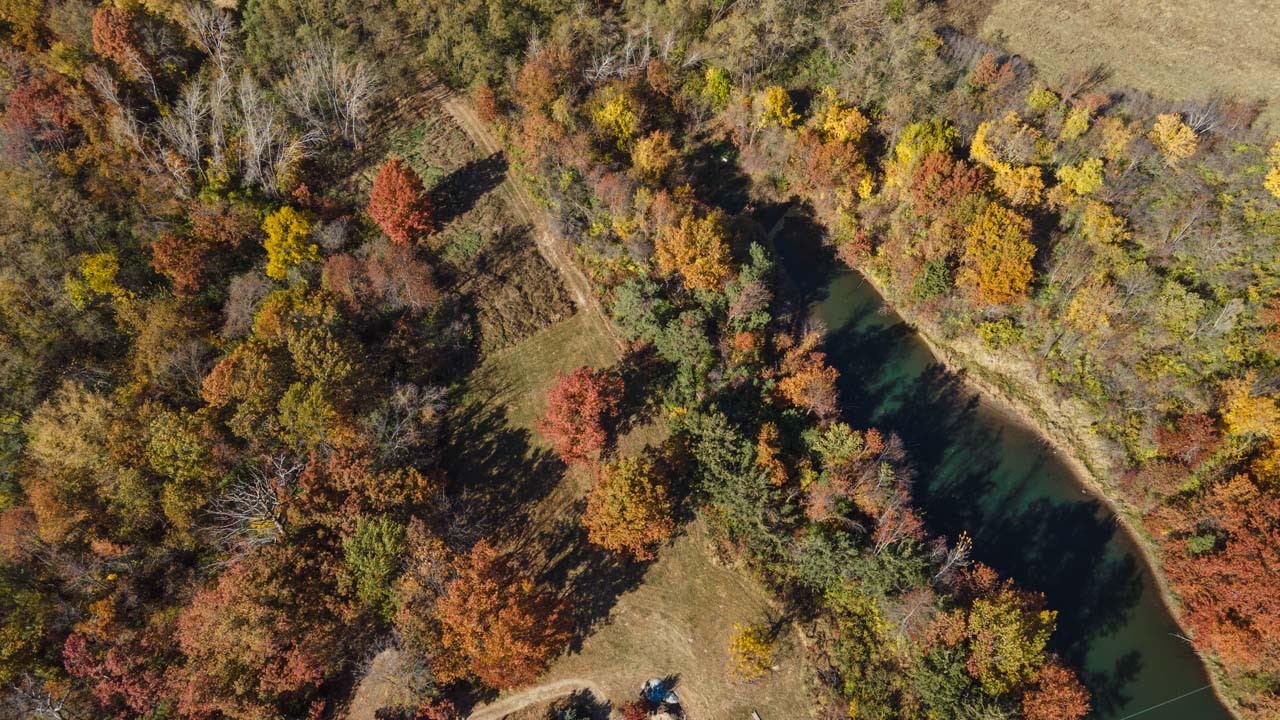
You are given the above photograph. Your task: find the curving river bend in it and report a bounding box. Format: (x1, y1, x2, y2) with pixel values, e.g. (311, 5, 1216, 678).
(774, 217, 1232, 719)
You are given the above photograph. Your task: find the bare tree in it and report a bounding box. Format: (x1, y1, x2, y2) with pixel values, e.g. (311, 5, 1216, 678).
(157, 79, 209, 189)
(1, 675, 84, 720)
(83, 64, 145, 155)
(584, 33, 653, 82)
(280, 43, 377, 145)
(930, 531, 973, 585)
(206, 455, 303, 553)
(237, 73, 322, 193)
(181, 2, 237, 77)
(365, 383, 447, 461)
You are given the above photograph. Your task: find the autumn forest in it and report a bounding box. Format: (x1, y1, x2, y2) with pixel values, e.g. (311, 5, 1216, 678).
(0, 1, 1278, 720)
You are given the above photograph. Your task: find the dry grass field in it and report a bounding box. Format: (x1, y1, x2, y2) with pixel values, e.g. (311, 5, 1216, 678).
(970, 0, 1280, 128)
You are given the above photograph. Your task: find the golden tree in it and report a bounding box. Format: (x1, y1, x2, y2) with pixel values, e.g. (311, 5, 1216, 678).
(582, 455, 675, 560)
(1220, 371, 1280, 440)
(262, 206, 318, 280)
(959, 203, 1035, 305)
(1148, 114, 1197, 166)
(1055, 158, 1104, 196)
(655, 209, 733, 292)
(757, 85, 799, 129)
(631, 129, 678, 183)
(728, 622, 775, 681)
(1264, 141, 1280, 200)
(992, 165, 1044, 207)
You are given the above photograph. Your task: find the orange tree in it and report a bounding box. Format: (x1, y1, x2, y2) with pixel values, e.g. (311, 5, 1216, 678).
(583, 455, 675, 560)
(536, 366, 624, 465)
(367, 156, 435, 245)
(655, 209, 733, 292)
(435, 540, 570, 689)
(959, 202, 1035, 305)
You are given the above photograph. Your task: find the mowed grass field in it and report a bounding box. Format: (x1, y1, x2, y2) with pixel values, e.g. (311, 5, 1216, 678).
(540, 519, 813, 720)
(463, 311, 621, 430)
(976, 0, 1280, 127)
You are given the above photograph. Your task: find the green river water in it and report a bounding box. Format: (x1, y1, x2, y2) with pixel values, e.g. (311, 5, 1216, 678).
(776, 220, 1232, 719)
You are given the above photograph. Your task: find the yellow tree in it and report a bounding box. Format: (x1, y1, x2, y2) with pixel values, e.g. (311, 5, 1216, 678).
(1220, 371, 1280, 440)
(262, 206, 319, 280)
(655, 209, 733, 292)
(631, 129, 678, 183)
(593, 87, 640, 148)
(1079, 200, 1130, 246)
(817, 89, 870, 144)
(1264, 141, 1280, 200)
(1148, 114, 1197, 166)
(959, 203, 1035, 305)
(1055, 158, 1104, 196)
(728, 622, 775, 681)
(757, 86, 799, 129)
(992, 165, 1044, 207)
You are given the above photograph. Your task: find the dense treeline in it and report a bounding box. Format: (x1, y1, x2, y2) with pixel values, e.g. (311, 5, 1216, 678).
(0, 1, 1275, 720)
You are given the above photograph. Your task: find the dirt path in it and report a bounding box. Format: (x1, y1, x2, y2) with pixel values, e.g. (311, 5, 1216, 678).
(441, 97, 623, 351)
(466, 679, 613, 720)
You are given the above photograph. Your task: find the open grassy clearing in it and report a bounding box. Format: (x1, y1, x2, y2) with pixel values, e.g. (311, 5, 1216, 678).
(359, 95, 575, 353)
(970, 0, 1280, 127)
(539, 520, 812, 720)
(462, 311, 622, 430)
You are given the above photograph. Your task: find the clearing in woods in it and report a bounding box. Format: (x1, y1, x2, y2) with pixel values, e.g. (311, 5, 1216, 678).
(348, 88, 812, 719)
(965, 0, 1280, 127)
(457, 310, 812, 720)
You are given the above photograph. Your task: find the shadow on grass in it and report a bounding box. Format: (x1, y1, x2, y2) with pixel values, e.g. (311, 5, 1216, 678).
(534, 497, 652, 653)
(441, 381, 651, 654)
(439, 393, 561, 549)
(561, 686, 614, 719)
(433, 152, 509, 228)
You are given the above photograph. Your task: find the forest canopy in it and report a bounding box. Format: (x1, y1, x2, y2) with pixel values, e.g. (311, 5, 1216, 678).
(0, 0, 1277, 719)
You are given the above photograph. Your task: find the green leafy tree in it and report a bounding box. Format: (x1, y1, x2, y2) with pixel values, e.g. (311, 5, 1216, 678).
(344, 516, 407, 620)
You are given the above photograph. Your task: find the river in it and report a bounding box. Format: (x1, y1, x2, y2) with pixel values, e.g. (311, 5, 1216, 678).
(773, 216, 1232, 719)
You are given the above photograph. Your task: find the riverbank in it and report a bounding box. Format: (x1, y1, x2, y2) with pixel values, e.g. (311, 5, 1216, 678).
(848, 266, 1240, 719)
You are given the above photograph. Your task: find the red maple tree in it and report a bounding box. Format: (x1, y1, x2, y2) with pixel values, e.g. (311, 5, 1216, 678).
(537, 366, 624, 465)
(367, 156, 434, 245)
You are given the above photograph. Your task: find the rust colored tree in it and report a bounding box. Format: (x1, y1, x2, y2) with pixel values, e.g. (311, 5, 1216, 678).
(1155, 412, 1221, 468)
(1164, 475, 1280, 675)
(151, 234, 211, 296)
(368, 156, 434, 245)
(91, 5, 154, 92)
(1021, 660, 1091, 720)
(436, 540, 570, 689)
(777, 332, 841, 420)
(536, 366, 624, 465)
(170, 545, 353, 719)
